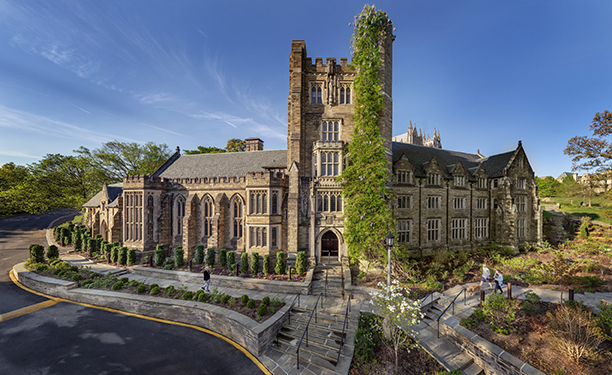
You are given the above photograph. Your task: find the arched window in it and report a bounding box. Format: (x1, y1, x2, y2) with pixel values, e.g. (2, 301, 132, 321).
(175, 196, 186, 236)
(317, 87, 322, 104)
(231, 196, 244, 239)
(340, 87, 345, 104)
(271, 192, 278, 215)
(311, 87, 316, 104)
(345, 87, 351, 104)
(202, 197, 213, 237)
(147, 195, 154, 240)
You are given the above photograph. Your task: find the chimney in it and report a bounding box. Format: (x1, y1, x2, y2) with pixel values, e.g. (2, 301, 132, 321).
(245, 137, 264, 152)
(476, 149, 485, 158)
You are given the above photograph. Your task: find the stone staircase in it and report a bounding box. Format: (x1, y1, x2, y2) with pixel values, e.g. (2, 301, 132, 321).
(311, 263, 344, 299)
(272, 305, 348, 374)
(417, 289, 485, 375)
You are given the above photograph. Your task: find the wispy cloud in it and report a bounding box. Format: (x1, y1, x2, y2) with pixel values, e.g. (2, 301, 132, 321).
(0, 150, 41, 159)
(0, 105, 136, 144)
(149, 125, 188, 138)
(133, 91, 176, 105)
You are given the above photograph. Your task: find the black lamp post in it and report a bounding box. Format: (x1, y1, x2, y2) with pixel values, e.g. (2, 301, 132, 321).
(386, 233, 394, 287)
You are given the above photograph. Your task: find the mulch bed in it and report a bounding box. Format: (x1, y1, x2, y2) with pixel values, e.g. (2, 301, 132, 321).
(465, 299, 612, 375)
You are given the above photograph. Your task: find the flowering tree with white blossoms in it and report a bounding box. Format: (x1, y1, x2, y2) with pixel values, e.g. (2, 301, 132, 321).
(370, 280, 424, 372)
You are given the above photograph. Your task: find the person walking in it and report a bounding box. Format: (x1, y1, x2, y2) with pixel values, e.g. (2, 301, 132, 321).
(480, 263, 492, 290)
(493, 269, 504, 295)
(202, 266, 211, 292)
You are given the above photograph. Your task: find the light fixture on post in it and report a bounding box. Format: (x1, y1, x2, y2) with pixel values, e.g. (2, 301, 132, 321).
(385, 232, 394, 287)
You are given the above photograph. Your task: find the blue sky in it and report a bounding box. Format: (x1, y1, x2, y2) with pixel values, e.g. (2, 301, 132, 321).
(1, 1, 611, 178)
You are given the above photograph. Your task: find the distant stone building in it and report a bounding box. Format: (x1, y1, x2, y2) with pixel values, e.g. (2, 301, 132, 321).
(85, 27, 542, 262)
(393, 121, 442, 148)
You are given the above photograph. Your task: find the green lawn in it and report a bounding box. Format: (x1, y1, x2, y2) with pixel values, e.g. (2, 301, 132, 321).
(542, 194, 612, 224)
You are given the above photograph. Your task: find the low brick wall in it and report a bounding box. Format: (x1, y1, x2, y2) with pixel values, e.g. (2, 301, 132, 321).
(439, 316, 546, 375)
(130, 266, 313, 295)
(14, 263, 288, 357)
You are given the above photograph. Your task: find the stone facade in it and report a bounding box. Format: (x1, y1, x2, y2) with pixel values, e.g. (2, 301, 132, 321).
(393, 121, 442, 148)
(84, 31, 542, 262)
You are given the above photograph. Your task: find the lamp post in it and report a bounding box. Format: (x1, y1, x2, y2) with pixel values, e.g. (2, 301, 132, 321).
(386, 233, 394, 287)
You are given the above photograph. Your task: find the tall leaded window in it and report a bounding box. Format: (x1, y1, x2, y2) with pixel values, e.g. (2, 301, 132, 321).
(427, 219, 440, 242)
(249, 191, 267, 214)
(451, 218, 467, 240)
(175, 195, 185, 236)
(316, 192, 343, 212)
(339, 86, 351, 104)
(311, 85, 322, 104)
(478, 178, 487, 189)
(454, 176, 465, 187)
(516, 196, 526, 212)
(203, 197, 213, 237)
(476, 198, 487, 209)
(147, 195, 154, 240)
(517, 178, 526, 189)
(428, 196, 440, 209)
(271, 192, 278, 215)
(397, 196, 410, 209)
(397, 170, 412, 184)
(453, 197, 465, 210)
(322, 121, 339, 142)
(475, 218, 489, 239)
(397, 220, 411, 243)
(232, 199, 243, 238)
(321, 152, 339, 176)
(517, 219, 526, 238)
(271, 227, 277, 247)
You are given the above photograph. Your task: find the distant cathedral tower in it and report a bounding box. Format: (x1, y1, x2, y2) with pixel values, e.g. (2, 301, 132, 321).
(393, 121, 442, 148)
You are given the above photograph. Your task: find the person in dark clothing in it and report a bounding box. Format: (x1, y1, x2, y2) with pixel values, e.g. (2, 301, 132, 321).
(202, 266, 210, 292)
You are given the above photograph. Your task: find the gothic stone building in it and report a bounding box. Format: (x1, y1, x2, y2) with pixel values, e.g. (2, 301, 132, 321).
(84, 35, 542, 263)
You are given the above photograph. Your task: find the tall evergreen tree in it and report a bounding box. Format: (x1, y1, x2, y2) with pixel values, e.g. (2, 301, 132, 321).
(340, 5, 395, 262)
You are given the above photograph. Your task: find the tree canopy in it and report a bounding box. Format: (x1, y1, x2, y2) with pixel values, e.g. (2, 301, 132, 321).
(536, 176, 561, 197)
(185, 138, 246, 155)
(565, 110, 612, 177)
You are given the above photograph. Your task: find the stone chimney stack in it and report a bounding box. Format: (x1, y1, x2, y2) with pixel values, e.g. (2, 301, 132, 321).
(245, 137, 264, 152)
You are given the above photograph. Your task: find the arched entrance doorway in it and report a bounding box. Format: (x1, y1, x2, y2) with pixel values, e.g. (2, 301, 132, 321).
(321, 231, 339, 263)
(101, 220, 108, 241)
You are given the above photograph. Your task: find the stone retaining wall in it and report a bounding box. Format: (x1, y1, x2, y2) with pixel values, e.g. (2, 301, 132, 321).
(439, 315, 545, 375)
(14, 263, 288, 357)
(131, 266, 313, 295)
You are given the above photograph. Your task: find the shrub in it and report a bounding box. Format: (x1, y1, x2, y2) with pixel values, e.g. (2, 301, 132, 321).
(137, 284, 146, 293)
(221, 294, 231, 304)
(164, 285, 175, 295)
(250, 252, 260, 275)
(228, 297, 237, 306)
(81, 279, 94, 287)
(227, 251, 236, 272)
(46, 245, 59, 260)
(61, 227, 71, 246)
(54, 227, 61, 242)
(240, 252, 249, 274)
(52, 268, 62, 276)
(183, 291, 194, 300)
(150, 286, 160, 295)
(174, 246, 185, 268)
(596, 301, 612, 330)
(120, 277, 129, 284)
(37, 264, 49, 272)
(112, 281, 124, 290)
(69, 266, 79, 272)
(110, 246, 119, 263)
(580, 219, 590, 239)
(472, 308, 486, 321)
(263, 254, 271, 275)
(521, 301, 537, 315)
(547, 303, 605, 363)
(241, 295, 249, 304)
(154, 244, 165, 267)
(198, 292, 207, 302)
(118, 247, 128, 265)
(128, 280, 139, 287)
(275, 252, 285, 275)
(354, 313, 378, 362)
(150, 283, 159, 290)
(72, 274, 83, 281)
(29, 244, 45, 263)
(247, 299, 256, 309)
(206, 247, 216, 267)
(257, 303, 268, 316)
(90, 272, 100, 279)
(262, 296, 270, 306)
(163, 264, 173, 270)
(72, 229, 82, 252)
(296, 251, 306, 275)
(194, 244, 205, 264)
(217, 248, 227, 268)
(461, 317, 477, 330)
(127, 249, 137, 266)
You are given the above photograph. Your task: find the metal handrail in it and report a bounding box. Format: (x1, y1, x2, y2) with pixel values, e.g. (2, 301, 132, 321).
(435, 287, 467, 338)
(336, 295, 352, 364)
(296, 294, 322, 369)
(274, 294, 301, 345)
(420, 280, 444, 307)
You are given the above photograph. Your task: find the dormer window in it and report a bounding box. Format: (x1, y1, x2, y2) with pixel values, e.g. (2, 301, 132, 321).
(454, 176, 465, 187)
(396, 170, 412, 184)
(427, 173, 441, 186)
(478, 178, 487, 189)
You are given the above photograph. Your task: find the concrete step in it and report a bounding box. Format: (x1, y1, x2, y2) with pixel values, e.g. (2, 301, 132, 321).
(274, 340, 338, 372)
(462, 361, 485, 375)
(416, 326, 483, 374)
(277, 329, 342, 351)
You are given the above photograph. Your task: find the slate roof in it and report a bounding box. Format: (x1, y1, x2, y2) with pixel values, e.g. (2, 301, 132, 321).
(392, 142, 516, 179)
(154, 149, 288, 179)
(83, 183, 123, 208)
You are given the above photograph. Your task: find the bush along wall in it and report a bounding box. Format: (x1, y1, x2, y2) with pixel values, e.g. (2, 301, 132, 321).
(154, 244, 165, 267)
(227, 251, 236, 273)
(127, 248, 137, 266)
(275, 252, 285, 275)
(194, 244, 205, 264)
(174, 246, 185, 268)
(219, 248, 227, 268)
(206, 247, 216, 267)
(251, 252, 260, 275)
(240, 252, 249, 274)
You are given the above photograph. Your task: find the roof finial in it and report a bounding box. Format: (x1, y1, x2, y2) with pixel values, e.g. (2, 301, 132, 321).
(176, 146, 180, 154)
(518, 140, 522, 147)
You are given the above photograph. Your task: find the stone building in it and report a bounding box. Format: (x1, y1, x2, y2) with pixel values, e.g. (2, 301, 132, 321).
(393, 121, 442, 148)
(84, 31, 542, 262)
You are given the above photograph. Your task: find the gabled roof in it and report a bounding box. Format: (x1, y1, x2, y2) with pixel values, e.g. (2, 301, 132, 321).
(392, 142, 516, 179)
(83, 183, 123, 208)
(153, 149, 287, 179)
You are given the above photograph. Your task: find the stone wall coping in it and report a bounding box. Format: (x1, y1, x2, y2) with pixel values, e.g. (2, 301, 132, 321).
(13, 262, 290, 357)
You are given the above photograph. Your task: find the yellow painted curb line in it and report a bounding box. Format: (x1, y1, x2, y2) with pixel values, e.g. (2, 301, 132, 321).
(0, 299, 57, 322)
(9, 269, 272, 375)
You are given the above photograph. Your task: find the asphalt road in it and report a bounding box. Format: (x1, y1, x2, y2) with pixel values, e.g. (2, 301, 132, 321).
(0, 211, 265, 375)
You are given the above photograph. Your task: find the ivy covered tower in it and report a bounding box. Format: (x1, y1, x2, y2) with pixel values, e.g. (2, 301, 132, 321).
(286, 19, 394, 263)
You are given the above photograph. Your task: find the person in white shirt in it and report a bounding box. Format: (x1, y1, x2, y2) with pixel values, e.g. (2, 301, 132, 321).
(479, 264, 492, 290)
(493, 269, 504, 295)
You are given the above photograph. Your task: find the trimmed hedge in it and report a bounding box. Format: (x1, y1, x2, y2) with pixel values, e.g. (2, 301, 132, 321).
(194, 244, 205, 264)
(174, 246, 185, 268)
(219, 248, 227, 268)
(275, 251, 285, 275)
(118, 247, 128, 265)
(296, 251, 307, 275)
(240, 252, 249, 274)
(46, 245, 59, 260)
(263, 254, 271, 275)
(154, 244, 165, 267)
(29, 244, 45, 263)
(127, 249, 137, 265)
(206, 247, 216, 267)
(227, 251, 236, 272)
(250, 252, 260, 275)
